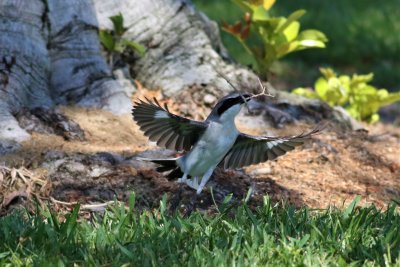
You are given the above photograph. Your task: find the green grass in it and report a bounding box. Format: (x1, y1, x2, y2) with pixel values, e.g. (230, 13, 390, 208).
(1, 195, 400, 266)
(193, 0, 400, 91)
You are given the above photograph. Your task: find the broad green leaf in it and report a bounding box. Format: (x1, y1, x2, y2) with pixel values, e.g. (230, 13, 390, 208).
(282, 21, 300, 42)
(315, 78, 328, 99)
(297, 29, 328, 43)
(276, 41, 296, 58)
(263, 0, 276, 10)
(99, 30, 115, 51)
(319, 68, 337, 79)
(377, 89, 389, 99)
(339, 75, 351, 87)
(282, 40, 301, 55)
(298, 39, 326, 48)
(276, 9, 305, 33)
(351, 73, 374, 86)
(252, 5, 270, 21)
(254, 17, 285, 34)
(356, 85, 377, 95)
(110, 13, 126, 36)
(380, 91, 400, 105)
(123, 40, 146, 56)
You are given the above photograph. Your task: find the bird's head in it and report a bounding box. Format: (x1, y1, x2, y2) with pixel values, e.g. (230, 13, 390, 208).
(207, 92, 252, 122)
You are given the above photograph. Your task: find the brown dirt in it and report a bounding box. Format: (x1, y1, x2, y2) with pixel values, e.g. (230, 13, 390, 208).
(1, 90, 399, 214)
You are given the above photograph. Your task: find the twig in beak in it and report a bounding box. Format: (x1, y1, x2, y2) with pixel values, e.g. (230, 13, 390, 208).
(247, 77, 274, 99)
(214, 69, 274, 112)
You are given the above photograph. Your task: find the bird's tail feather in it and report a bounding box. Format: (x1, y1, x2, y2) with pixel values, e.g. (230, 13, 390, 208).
(137, 157, 183, 180)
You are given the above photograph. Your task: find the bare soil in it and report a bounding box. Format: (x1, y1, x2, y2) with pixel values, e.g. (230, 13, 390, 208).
(1, 90, 399, 215)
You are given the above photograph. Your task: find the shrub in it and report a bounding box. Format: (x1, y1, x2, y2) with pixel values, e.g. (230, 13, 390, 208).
(293, 68, 400, 123)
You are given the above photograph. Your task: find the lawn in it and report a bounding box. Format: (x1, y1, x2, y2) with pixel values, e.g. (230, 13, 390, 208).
(1, 195, 399, 266)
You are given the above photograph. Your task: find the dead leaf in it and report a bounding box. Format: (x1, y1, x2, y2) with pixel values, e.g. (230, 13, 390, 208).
(2, 189, 29, 207)
(10, 168, 17, 185)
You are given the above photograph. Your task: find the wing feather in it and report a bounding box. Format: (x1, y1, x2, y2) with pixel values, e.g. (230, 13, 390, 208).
(132, 98, 208, 151)
(222, 122, 327, 169)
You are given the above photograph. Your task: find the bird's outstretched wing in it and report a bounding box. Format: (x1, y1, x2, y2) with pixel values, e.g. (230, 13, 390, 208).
(222, 123, 327, 169)
(132, 98, 208, 151)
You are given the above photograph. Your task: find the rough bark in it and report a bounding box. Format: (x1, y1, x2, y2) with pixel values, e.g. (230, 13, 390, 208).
(47, 1, 131, 112)
(93, 0, 260, 96)
(0, 0, 131, 148)
(0, 0, 52, 145)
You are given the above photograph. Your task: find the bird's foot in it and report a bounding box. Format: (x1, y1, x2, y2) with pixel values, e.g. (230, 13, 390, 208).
(185, 177, 199, 190)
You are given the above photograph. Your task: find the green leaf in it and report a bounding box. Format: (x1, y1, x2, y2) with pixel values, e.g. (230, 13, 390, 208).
(110, 13, 126, 36)
(0, 252, 10, 259)
(282, 21, 300, 42)
(351, 73, 374, 87)
(114, 41, 125, 53)
(276, 9, 305, 33)
(319, 68, 337, 79)
(263, 0, 276, 10)
(379, 90, 400, 106)
(232, 0, 254, 13)
(297, 29, 328, 43)
(314, 77, 328, 99)
(343, 196, 361, 218)
(252, 5, 270, 22)
(99, 30, 115, 51)
(123, 40, 146, 56)
(280, 40, 299, 55)
(298, 39, 326, 48)
(292, 88, 319, 99)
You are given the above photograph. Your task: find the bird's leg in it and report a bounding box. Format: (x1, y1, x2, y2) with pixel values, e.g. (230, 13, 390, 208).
(185, 168, 214, 216)
(196, 167, 215, 195)
(185, 177, 199, 190)
(177, 173, 188, 184)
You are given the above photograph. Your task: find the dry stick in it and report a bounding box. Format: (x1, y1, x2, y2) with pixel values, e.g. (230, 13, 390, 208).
(50, 197, 116, 211)
(250, 77, 274, 99)
(214, 70, 274, 113)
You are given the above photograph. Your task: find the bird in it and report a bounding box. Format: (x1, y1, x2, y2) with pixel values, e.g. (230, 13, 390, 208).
(132, 92, 325, 195)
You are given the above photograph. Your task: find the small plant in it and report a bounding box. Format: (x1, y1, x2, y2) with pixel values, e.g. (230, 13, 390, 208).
(223, 0, 327, 77)
(99, 13, 146, 68)
(293, 68, 400, 123)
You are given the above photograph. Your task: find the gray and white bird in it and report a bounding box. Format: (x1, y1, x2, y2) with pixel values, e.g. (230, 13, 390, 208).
(132, 93, 324, 195)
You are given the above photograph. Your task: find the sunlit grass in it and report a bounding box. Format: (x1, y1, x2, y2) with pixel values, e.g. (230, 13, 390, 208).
(0, 195, 399, 266)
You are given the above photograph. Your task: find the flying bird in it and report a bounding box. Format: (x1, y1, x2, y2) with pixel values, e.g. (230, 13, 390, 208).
(132, 93, 324, 195)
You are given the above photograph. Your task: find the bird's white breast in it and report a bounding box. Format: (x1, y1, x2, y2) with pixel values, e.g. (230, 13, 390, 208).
(180, 120, 239, 176)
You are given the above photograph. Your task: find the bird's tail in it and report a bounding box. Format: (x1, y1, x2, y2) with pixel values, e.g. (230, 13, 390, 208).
(137, 157, 184, 180)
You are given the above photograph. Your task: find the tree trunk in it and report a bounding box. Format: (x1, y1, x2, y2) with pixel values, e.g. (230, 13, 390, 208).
(0, 0, 132, 147)
(0, 0, 52, 143)
(47, 1, 131, 112)
(0, 0, 340, 154)
(93, 0, 260, 96)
